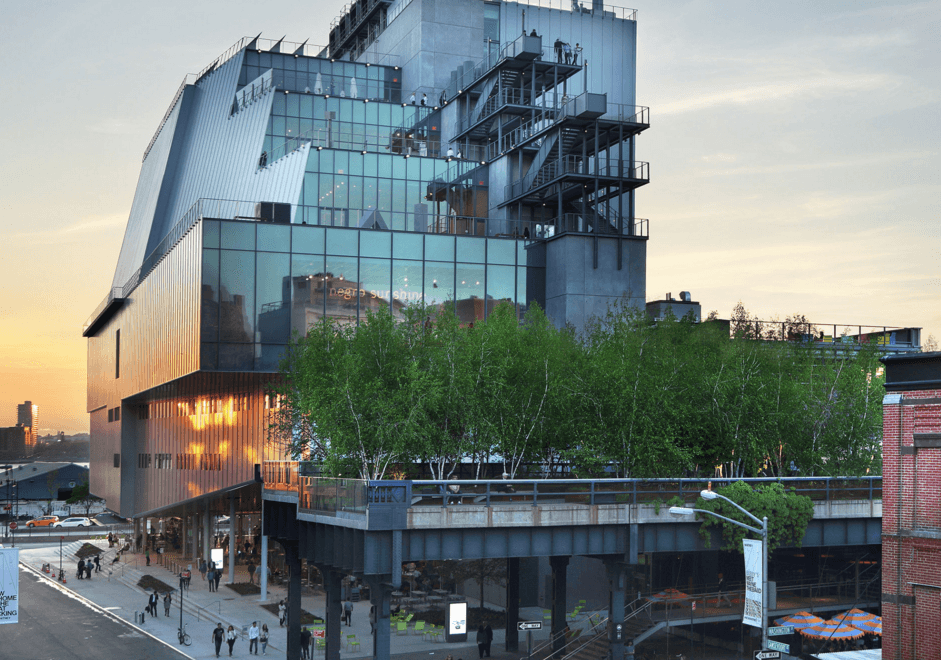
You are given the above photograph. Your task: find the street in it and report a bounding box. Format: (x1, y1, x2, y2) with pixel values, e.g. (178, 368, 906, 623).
(4, 565, 190, 660)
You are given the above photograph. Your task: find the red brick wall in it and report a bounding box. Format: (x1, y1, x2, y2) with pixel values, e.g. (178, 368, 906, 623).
(882, 388, 941, 660)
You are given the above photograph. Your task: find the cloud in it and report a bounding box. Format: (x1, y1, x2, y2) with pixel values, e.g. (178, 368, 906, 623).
(656, 71, 896, 116)
(14, 214, 126, 243)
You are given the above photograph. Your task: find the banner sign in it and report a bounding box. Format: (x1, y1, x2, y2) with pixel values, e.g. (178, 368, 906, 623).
(0, 548, 19, 624)
(742, 539, 763, 629)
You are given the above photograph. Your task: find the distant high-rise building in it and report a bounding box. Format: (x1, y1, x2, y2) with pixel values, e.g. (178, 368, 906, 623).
(16, 401, 38, 433)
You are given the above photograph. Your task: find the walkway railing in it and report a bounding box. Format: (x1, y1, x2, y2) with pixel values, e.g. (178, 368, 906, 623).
(262, 465, 883, 510)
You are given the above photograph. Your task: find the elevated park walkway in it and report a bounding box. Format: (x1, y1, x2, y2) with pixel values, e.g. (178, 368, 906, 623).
(261, 465, 882, 660)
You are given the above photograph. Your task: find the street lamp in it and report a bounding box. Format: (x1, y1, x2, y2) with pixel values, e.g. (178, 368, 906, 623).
(669, 489, 769, 652)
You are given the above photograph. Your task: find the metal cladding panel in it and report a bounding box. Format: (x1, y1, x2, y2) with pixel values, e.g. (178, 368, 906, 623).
(111, 90, 189, 289)
(87, 224, 202, 412)
(89, 407, 123, 515)
(154, 52, 307, 253)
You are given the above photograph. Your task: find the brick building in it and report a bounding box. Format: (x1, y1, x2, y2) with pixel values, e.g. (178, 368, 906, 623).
(881, 351, 941, 659)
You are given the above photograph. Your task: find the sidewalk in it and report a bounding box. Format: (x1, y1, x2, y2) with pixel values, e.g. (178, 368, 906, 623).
(17, 541, 557, 659)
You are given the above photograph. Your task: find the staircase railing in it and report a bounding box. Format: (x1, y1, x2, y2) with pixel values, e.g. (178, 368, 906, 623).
(525, 608, 607, 660)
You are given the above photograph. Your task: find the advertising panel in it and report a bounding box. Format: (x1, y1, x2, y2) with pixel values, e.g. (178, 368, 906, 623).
(0, 548, 19, 624)
(445, 602, 467, 643)
(742, 538, 763, 629)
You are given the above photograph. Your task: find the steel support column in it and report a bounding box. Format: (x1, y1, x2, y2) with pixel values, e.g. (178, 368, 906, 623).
(550, 555, 569, 652)
(505, 557, 520, 651)
(228, 496, 236, 584)
(606, 560, 627, 660)
(203, 500, 211, 565)
(324, 568, 342, 660)
(368, 579, 392, 660)
(285, 541, 302, 660)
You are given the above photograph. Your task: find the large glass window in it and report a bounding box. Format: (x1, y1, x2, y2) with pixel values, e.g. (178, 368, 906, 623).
(291, 254, 326, 336)
(424, 262, 454, 311)
(324, 256, 359, 327)
(392, 260, 423, 318)
(256, 252, 290, 344)
(202, 248, 220, 342)
(219, 250, 255, 342)
(358, 258, 391, 320)
(456, 263, 486, 324)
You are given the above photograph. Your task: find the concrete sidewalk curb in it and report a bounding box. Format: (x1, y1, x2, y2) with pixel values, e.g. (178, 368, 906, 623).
(20, 560, 195, 660)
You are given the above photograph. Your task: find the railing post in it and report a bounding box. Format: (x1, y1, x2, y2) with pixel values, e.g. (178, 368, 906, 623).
(590, 481, 595, 505)
(533, 482, 538, 508)
(486, 482, 491, 507)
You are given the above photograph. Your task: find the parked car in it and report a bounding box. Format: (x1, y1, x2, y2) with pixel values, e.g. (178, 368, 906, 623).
(54, 517, 93, 528)
(26, 516, 59, 528)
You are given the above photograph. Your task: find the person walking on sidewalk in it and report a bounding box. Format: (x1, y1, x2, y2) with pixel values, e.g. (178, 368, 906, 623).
(212, 623, 226, 657)
(200, 558, 208, 582)
(163, 592, 172, 617)
(226, 625, 237, 656)
(300, 626, 312, 660)
(248, 621, 260, 655)
(484, 624, 493, 656)
(145, 548, 151, 566)
(214, 567, 222, 591)
(148, 591, 159, 617)
(247, 560, 256, 585)
(278, 599, 286, 627)
(77, 558, 85, 579)
(207, 566, 216, 592)
(343, 600, 353, 626)
(94, 554, 101, 573)
(260, 624, 269, 655)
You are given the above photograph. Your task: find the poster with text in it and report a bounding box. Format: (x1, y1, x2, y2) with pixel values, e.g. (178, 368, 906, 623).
(0, 548, 19, 624)
(742, 539, 762, 629)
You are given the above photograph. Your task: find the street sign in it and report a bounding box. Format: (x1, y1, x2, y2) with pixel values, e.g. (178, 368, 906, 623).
(768, 625, 794, 636)
(755, 651, 780, 660)
(8, 522, 16, 531)
(518, 621, 543, 631)
(767, 640, 789, 654)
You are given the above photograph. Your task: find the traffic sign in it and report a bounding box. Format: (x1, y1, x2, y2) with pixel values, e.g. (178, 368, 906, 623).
(767, 640, 789, 654)
(768, 625, 794, 636)
(518, 621, 543, 631)
(755, 651, 780, 660)
(8, 521, 16, 531)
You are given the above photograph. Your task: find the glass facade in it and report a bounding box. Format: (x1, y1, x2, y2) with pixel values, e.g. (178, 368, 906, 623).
(200, 220, 537, 372)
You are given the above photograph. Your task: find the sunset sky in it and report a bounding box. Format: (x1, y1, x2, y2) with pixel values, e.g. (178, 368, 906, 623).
(2, 0, 938, 434)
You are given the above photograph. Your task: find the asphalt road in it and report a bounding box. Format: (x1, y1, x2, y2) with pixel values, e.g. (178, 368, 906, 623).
(5, 565, 191, 660)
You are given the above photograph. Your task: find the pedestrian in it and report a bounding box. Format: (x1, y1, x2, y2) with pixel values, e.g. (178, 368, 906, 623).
(247, 560, 256, 585)
(145, 548, 151, 566)
(226, 625, 237, 656)
(200, 558, 208, 581)
(181, 567, 191, 590)
(94, 554, 101, 572)
(208, 566, 216, 592)
(213, 623, 226, 657)
(572, 43, 582, 66)
(301, 626, 313, 660)
(484, 624, 493, 656)
(343, 600, 353, 626)
(369, 605, 376, 635)
(530, 28, 538, 37)
(717, 574, 731, 607)
(476, 625, 486, 658)
(278, 599, 287, 627)
(214, 567, 222, 591)
(164, 591, 172, 617)
(421, 93, 427, 106)
(439, 90, 446, 106)
(410, 92, 416, 105)
(554, 38, 563, 63)
(85, 562, 93, 579)
(563, 41, 572, 64)
(249, 621, 260, 655)
(260, 624, 269, 655)
(77, 558, 85, 579)
(148, 591, 159, 616)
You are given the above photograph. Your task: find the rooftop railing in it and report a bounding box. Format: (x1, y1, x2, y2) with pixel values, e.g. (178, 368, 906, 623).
(729, 320, 921, 350)
(507, 0, 638, 21)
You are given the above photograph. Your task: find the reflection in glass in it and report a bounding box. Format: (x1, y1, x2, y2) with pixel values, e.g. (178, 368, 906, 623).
(203, 220, 220, 249)
(392, 260, 423, 319)
(221, 222, 255, 250)
(291, 254, 325, 336)
(202, 248, 220, 342)
(201, 342, 218, 370)
(455, 264, 486, 324)
(219, 251, 255, 342)
(256, 252, 290, 344)
(257, 224, 290, 252)
(256, 344, 286, 372)
(424, 262, 454, 311)
(487, 239, 516, 265)
(358, 258, 391, 321)
(292, 225, 325, 254)
(324, 256, 359, 327)
(218, 343, 254, 371)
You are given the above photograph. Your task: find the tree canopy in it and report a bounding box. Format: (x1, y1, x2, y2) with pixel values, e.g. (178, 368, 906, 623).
(269, 301, 885, 481)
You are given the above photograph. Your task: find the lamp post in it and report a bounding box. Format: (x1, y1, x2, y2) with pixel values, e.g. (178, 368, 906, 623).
(669, 490, 769, 653)
(59, 535, 65, 581)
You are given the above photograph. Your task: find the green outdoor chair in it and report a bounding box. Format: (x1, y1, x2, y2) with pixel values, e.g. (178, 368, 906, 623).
(396, 621, 408, 635)
(412, 621, 426, 635)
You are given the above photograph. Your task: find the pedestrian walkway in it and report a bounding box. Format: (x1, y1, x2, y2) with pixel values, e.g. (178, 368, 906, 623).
(17, 541, 570, 659)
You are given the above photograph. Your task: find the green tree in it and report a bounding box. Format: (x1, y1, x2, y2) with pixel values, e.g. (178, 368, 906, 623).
(695, 481, 815, 552)
(66, 480, 102, 517)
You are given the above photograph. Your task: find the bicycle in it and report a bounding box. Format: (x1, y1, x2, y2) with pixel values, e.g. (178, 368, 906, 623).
(177, 623, 192, 646)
